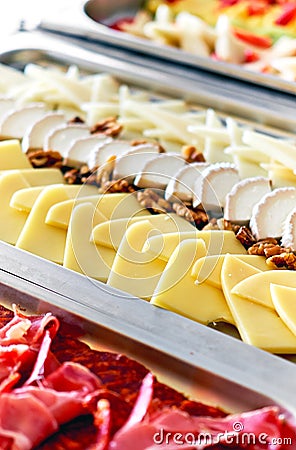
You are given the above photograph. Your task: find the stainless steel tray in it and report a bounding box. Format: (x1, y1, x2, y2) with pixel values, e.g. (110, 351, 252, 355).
(1, 31, 296, 412)
(1, 246, 296, 417)
(36, 0, 296, 95)
(1, 30, 296, 134)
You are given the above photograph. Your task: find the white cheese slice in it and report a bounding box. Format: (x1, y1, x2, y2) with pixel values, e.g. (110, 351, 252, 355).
(0, 98, 14, 124)
(250, 187, 296, 239)
(134, 153, 186, 189)
(92, 140, 132, 167)
(261, 164, 296, 188)
(165, 162, 209, 202)
(224, 177, 271, 223)
(44, 124, 90, 157)
(21, 113, 66, 152)
(282, 207, 296, 250)
(65, 135, 111, 167)
(113, 143, 160, 182)
(193, 162, 240, 210)
(230, 154, 268, 179)
(243, 129, 296, 170)
(215, 15, 246, 64)
(0, 104, 47, 139)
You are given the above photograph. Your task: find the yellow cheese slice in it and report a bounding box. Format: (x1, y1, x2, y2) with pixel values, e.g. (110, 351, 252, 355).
(15, 168, 65, 186)
(63, 202, 115, 282)
(97, 192, 149, 220)
(191, 254, 270, 289)
(0, 139, 31, 169)
(144, 230, 246, 263)
(15, 184, 98, 263)
(0, 169, 64, 244)
(221, 255, 296, 353)
(150, 240, 234, 325)
(196, 230, 246, 255)
(107, 220, 167, 300)
(270, 284, 296, 336)
(92, 213, 195, 250)
(143, 230, 199, 262)
(45, 193, 149, 229)
(231, 270, 296, 309)
(10, 186, 48, 213)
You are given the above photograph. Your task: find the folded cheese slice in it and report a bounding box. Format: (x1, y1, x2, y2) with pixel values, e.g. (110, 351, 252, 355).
(221, 255, 296, 353)
(192, 254, 270, 288)
(46, 193, 148, 230)
(63, 202, 114, 282)
(231, 270, 296, 309)
(270, 284, 296, 337)
(0, 139, 32, 170)
(144, 229, 245, 263)
(151, 239, 234, 325)
(107, 220, 167, 300)
(15, 184, 98, 263)
(92, 213, 194, 250)
(0, 168, 65, 244)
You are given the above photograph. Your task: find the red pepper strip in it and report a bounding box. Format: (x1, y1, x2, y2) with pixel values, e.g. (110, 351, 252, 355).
(219, 0, 239, 6)
(248, 3, 269, 16)
(234, 29, 273, 48)
(109, 17, 134, 31)
(275, 3, 296, 25)
(244, 49, 260, 62)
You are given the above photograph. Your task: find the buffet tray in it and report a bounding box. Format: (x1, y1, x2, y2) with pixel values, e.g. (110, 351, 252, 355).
(1, 31, 296, 415)
(1, 244, 296, 417)
(1, 30, 296, 135)
(36, 0, 296, 95)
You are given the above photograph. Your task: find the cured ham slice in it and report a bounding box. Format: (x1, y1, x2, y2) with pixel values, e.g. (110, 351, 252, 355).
(0, 304, 294, 450)
(109, 406, 295, 450)
(0, 362, 101, 449)
(0, 306, 59, 346)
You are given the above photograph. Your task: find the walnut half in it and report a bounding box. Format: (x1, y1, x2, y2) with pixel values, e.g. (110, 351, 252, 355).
(266, 252, 296, 270)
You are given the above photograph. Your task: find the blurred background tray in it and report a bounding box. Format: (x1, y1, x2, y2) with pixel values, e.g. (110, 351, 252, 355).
(1, 30, 296, 134)
(35, 0, 296, 95)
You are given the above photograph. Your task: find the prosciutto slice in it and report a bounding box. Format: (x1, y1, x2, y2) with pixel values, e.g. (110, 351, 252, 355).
(0, 305, 294, 450)
(0, 362, 101, 449)
(0, 306, 59, 346)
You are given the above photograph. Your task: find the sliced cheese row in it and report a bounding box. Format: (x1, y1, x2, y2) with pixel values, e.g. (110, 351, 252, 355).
(1, 139, 296, 355)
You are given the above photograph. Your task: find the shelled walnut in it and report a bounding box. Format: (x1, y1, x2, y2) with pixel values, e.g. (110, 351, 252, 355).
(173, 203, 208, 226)
(267, 252, 296, 270)
(100, 179, 136, 194)
(235, 226, 257, 249)
(137, 189, 172, 213)
(181, 145, 205, 163)
(27, 150, 63, 168)
(233, 225, 296, 270)
(90, 117, 123, 137)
